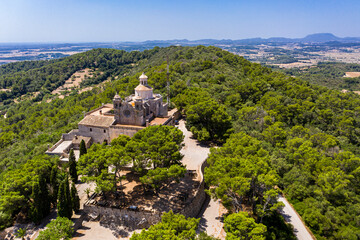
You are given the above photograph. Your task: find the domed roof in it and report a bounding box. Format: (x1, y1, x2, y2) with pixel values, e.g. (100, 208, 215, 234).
(113, 93, 121, 100)
(135, 84, 152, 91)
(139, 73, 148, 79)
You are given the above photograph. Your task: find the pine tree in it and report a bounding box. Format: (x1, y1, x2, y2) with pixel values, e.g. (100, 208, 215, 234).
(79, 139, 87, 157)
(70, 183, 80, 213)
(68, 149, 78, 183)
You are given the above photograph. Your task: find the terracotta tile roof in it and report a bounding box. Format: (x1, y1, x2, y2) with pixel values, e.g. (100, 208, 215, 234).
(150, 117, 169, 126)
(78, 115, 115, 128)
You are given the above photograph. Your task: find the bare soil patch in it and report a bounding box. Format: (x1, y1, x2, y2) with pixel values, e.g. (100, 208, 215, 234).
(52, 68, 95, 96)
(344, 72, 360, 78)
(91, 170, 199, 213)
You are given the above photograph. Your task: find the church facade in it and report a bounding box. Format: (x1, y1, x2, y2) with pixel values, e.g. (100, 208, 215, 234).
(46, 73, 178, 160)
(113, 73, 168, 126)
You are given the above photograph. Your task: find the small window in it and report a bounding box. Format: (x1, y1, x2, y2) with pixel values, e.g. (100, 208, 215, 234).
(104, 129, 106, 133)
(90, 128, 92, 132)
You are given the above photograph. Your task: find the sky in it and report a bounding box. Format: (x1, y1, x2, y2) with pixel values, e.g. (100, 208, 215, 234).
(0, 0, 360, 42)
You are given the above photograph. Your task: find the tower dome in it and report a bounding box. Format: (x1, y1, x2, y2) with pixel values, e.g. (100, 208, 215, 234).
(139, 73, 148, 85)
(113, 92, 121, 101)
(135, 73, 153, 99)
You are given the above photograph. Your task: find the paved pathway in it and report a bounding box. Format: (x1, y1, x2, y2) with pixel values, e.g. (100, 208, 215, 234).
(179, 120, 210, 172)
(198, 197, 227, 239)
(278, 196, 314, 240)
(178, 119, 226, 240)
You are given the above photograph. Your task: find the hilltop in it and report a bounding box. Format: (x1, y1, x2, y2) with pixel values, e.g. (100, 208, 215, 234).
(0, 46, 359, 239)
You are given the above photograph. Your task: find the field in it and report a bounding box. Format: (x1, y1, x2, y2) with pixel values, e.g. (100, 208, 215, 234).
(228, 44, 360, 68)
(344, 72, 360, 78)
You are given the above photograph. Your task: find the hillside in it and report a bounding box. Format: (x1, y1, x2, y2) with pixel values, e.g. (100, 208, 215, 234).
(0, 46, 360, 239)
(279, 62, 360, 90)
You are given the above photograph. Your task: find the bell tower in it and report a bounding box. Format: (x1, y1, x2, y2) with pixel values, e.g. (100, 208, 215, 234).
(139, 73, 148, 85)
(113, 93, 122, 123)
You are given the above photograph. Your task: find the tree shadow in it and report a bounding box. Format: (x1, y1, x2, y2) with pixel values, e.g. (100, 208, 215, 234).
(196, 194, 210, 233)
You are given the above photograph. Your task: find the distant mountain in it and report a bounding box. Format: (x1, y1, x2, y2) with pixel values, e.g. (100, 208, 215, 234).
(124, 33, 360, 46)
(220, 33, 360, 44)
(301, 33, 341, 42)
(2, 34, 360, 50)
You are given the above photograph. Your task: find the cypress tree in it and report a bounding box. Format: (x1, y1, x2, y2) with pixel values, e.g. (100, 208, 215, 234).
(57, 181, 66, 218)
(57, 177, 72, 219)
(71, 183, 80, 213)
(39, 174, 51, 217)
(68, 149, 78, 183)
(50, 165, 59, 207)
(79, 139, 87, 157)
(30, 175, 51, 224)
(64, 176, 73, 218)
(30, 181, 42, 224)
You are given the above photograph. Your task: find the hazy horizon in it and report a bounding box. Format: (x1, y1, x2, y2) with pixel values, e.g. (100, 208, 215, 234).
(1, 0, 360, 42)
(1, 32, 360, 45)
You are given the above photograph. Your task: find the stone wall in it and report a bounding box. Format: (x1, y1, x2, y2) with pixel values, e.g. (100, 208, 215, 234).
(179, 159, 209, 218)
(109, 125, 144, 140)
(178, 181, 206, 218)
(78, 125, 110, 144)
(62, 129, 80, 141)
(83, 158, 209, 231)
(83, 205, 162, 230)
(46, 138, 64, 152)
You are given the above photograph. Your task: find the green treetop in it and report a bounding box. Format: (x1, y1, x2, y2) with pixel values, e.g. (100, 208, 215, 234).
(131, 211, 199, 240)
(224, 212, 267, 240)
(37, 217, 74, 240)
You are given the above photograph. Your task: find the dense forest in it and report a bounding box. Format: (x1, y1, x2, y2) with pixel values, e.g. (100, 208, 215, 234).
(0, 46, 359, 239)
(278, 62, 360, 90)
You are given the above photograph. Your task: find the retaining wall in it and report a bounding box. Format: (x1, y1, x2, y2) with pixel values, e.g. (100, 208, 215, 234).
(83, 145, 209, 229)
(179, 159, 208, 218)
(83, 205, 162, 229)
